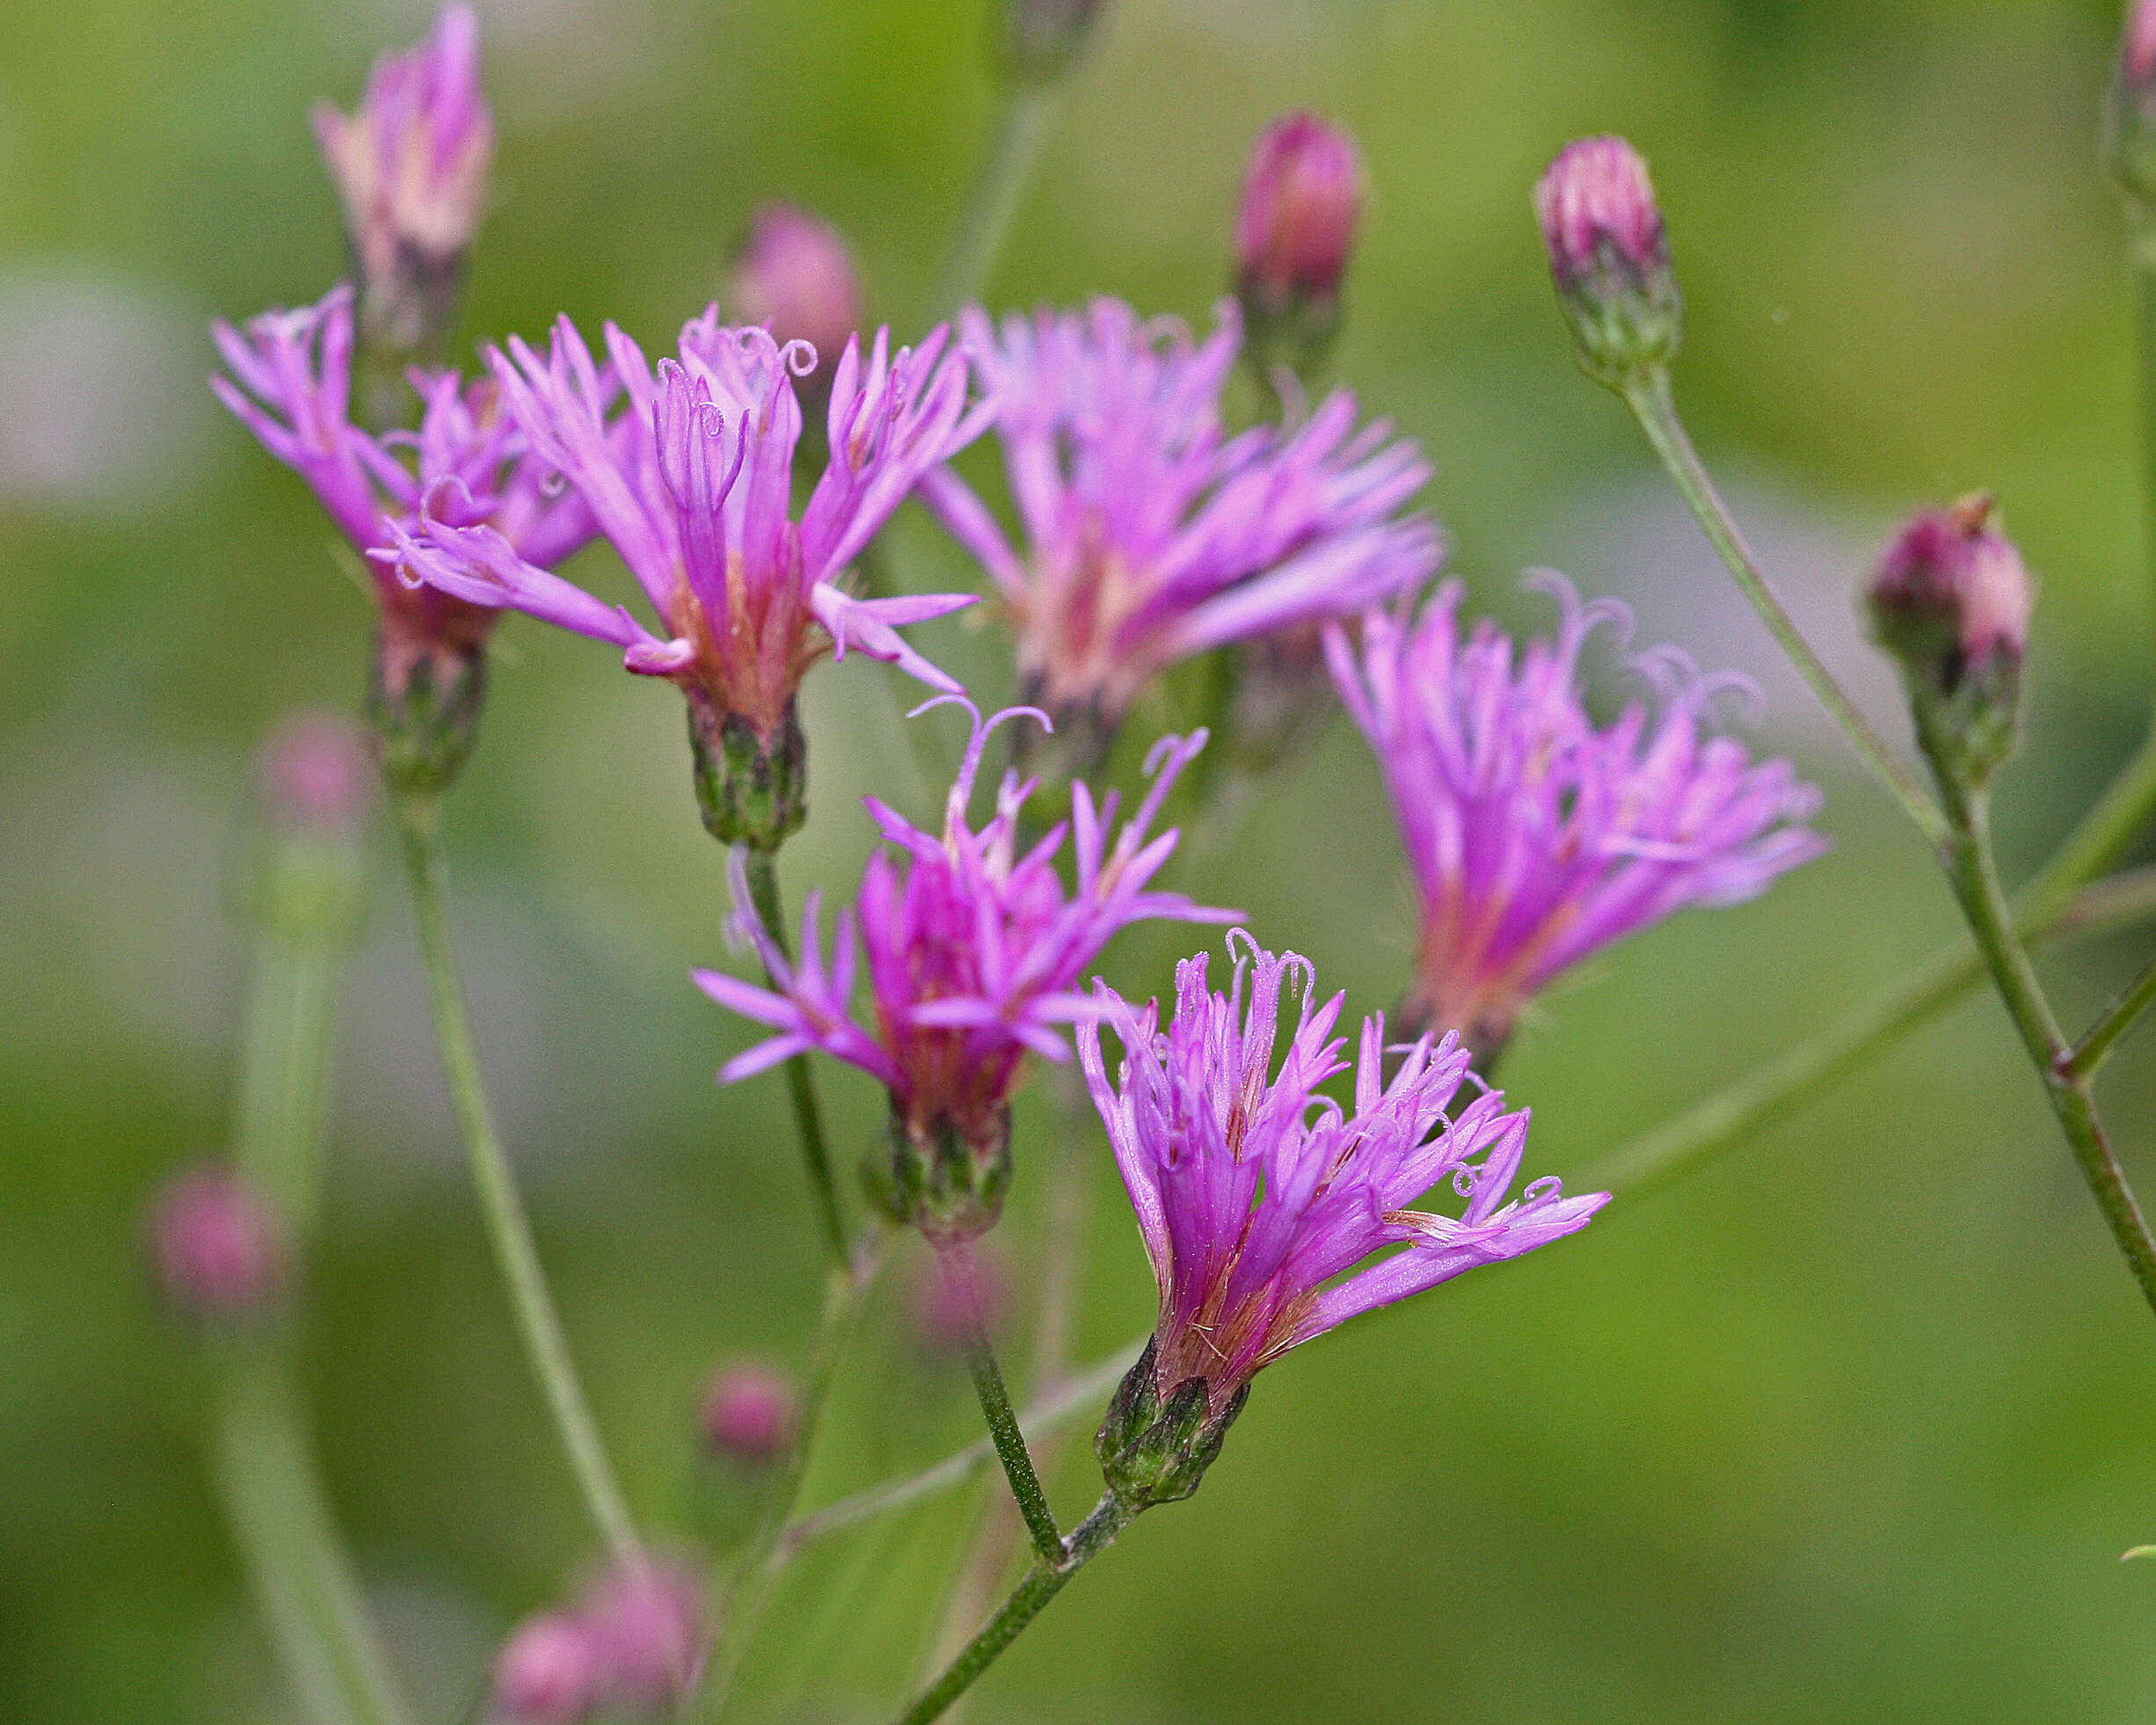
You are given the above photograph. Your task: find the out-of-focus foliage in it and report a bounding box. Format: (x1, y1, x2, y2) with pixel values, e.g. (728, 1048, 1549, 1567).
(2, 1, 2154, 1720)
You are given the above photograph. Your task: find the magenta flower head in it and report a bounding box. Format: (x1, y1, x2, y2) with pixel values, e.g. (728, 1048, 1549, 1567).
(1534, 135, 1680, 388)
(696, 703, 1235, 1242)
(1868, 495, 2033, 790)
(917, 298, 1439, 779)
(579, 1562, 704, 1714)
(698, 1360, 799, 1467)
(727, 204, 864, 397)
(149, 1166, 290, 1322)
(1329, 576, 1826, 1066)
(213, 283, 597, 790)
(385, 306, 987, 849)
(313, 4, 493, 364)
(1080, 935, 1606, 1506)
(1235, 113, 1364, 381)
(251, 712, 374, 945)
(490, 1612, 601, 1725)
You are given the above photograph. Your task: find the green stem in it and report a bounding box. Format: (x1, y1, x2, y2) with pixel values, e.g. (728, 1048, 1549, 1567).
(1591, 862, 2156, 1198)
(2139, 259, 2156, 623)
(2017, 722, 2156, 928)
(930, 86, 1059, 317)
(778, 1341, 1141, 1560)
(937, 1241, 1062, 1564)
(890, 1493, 1136, 1725)
(1930, 776, 2156, 1313)
(393, 791, 644, 1566)
(214, 1357, 414, 1725)
(702, 1229, 889, 1721)
(1621, 369, 1948, 846)
(2065, 946, 2156, 1081)
(740, 848, 848, 1264)
(233, 931, 342, 1232)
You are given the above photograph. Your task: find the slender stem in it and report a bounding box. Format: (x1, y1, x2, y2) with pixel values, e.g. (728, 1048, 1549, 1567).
(703, 1229, 889, 1720)
(890, 1493, 1136, 1725)
(2065, 947, 2156, 1081)
(2018, 723, 2156, 928)
(214, 1357, 414, 1725)
(1591, 863, 2156, 1198)
(233, 931, 341, 1232)
(741, 848, 848, 1264)
(778, 1341, 1141, 1558)
(936, 1241, 1062, 1564)
(2139, 260, 2156, 623)
(1621, 370, 1948, 846)
(393, 791, 643, 1566)
(930, 86, 1059, 317)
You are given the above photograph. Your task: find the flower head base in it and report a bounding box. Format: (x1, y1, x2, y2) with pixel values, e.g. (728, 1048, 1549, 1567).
(1079, 935, 1605, 1499)
(1868, 495, 2033, 790)
(1235, 113, 1364, 386)
(1535, 135, 1680, 388)
(314, 4, 493, 362)
(1329, 577, 1825, 1066)
(918, 298, 1438, 775)
(728, 205, 864, 397)
(388, 305, 987, 847)
(697, 703, 1235, 1241)
(214, 284, 595, 790)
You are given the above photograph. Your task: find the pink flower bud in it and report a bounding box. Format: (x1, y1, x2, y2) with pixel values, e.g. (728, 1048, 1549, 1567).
(259, 712, 375, 835)
(727, 205, 864, 384)
(697, 1361, 798, 1465)
(490, 1612, 601, 1725)
(150, 1168, 288, 1319)
(1235, 113, 1364, 313)
(912, 1241, 1009, 1355)
(1533, 135, 1681, 384)
(580, 1563, 704, 1714)
(1871, 496, 2031, 668)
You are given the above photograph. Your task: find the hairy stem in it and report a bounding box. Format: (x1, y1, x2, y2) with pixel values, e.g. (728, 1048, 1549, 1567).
(395, 791, 643, 1566)
(937, 1241, 1063, 1564)
(890, 1493, 1136, 1725)
(741, 848, 848, 1264)
(703, 1229, 889, 1720)
(932, 87, 1059, 318)
(1621, 369, 1948, 845)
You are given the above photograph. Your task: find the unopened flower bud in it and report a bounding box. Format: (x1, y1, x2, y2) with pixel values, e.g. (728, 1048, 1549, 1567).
(687, 693, 808, 853)
(252, 713, 373, 943)
(1534, 135, 1681, 389)
(728, 205, 863, 389)
(1868, 494, 2033, 790)
(491, 1612, 601, 1725)
(150, 1167, 289, 1321)
(580, 1563, 704, 1714)
(877, 1101, 1013, 1246)
(314, 4, 495, 416)
(261, 712, 375, 834)
(2109, 0, 2156, 236)
(913, 1241, 1009, 1355)
(698, 1362, 798, 1467)
(1095, 1336, 1247, 1510)
(1235, 113, 1363, 387)
(995, 0, 1108, 85)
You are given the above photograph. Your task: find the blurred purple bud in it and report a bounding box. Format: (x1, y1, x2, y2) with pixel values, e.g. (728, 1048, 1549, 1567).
(997, 0, 1108, 84)
(1533, 135, 1680, 385)
(698, 1361, 798, 1466)
(491, 1612, 601, 1725)
(150, 1167, 288, 1320)
(1235, 113, 1363, 312)
(259, 711, 375, 835)
(728, 205, 864, 386)
(581, 1563, 704, 1714)
(912, 1241, 1009, 1355)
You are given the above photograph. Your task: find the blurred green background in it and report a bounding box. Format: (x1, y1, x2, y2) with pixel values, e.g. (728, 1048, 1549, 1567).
(6, 0, 2156, 1719)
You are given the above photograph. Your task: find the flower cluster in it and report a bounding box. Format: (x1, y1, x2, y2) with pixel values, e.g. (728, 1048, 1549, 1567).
(386, 306, 987, 844)
(1329, 578, 1825, 1062)
(698, 703, 1233, 1239)
(1079, 935, 1605, 1498)
(917, 297, 1439, 768)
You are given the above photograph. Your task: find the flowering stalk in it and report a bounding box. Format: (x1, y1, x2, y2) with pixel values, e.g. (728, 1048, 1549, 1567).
(931, 87, 1060, 317)
(394, 792, 644, 1565)
(936, 1237, 1063, 1563)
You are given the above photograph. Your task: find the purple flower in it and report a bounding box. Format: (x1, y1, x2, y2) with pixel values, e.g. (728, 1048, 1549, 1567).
(1235, 113, 1364, 314)
(696, 704, 1233, 1235)
(1079, 934, 1606, 1419)
(490, 1612, 601, 1725)
(387, 307, 986, 742)
(313, 5, 493, 323)
(916, 298, 1438, 753)
(1328, 577, 1826, 1060)
(212, 283, 595, 689)
(1870, 495, 2032, 672)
